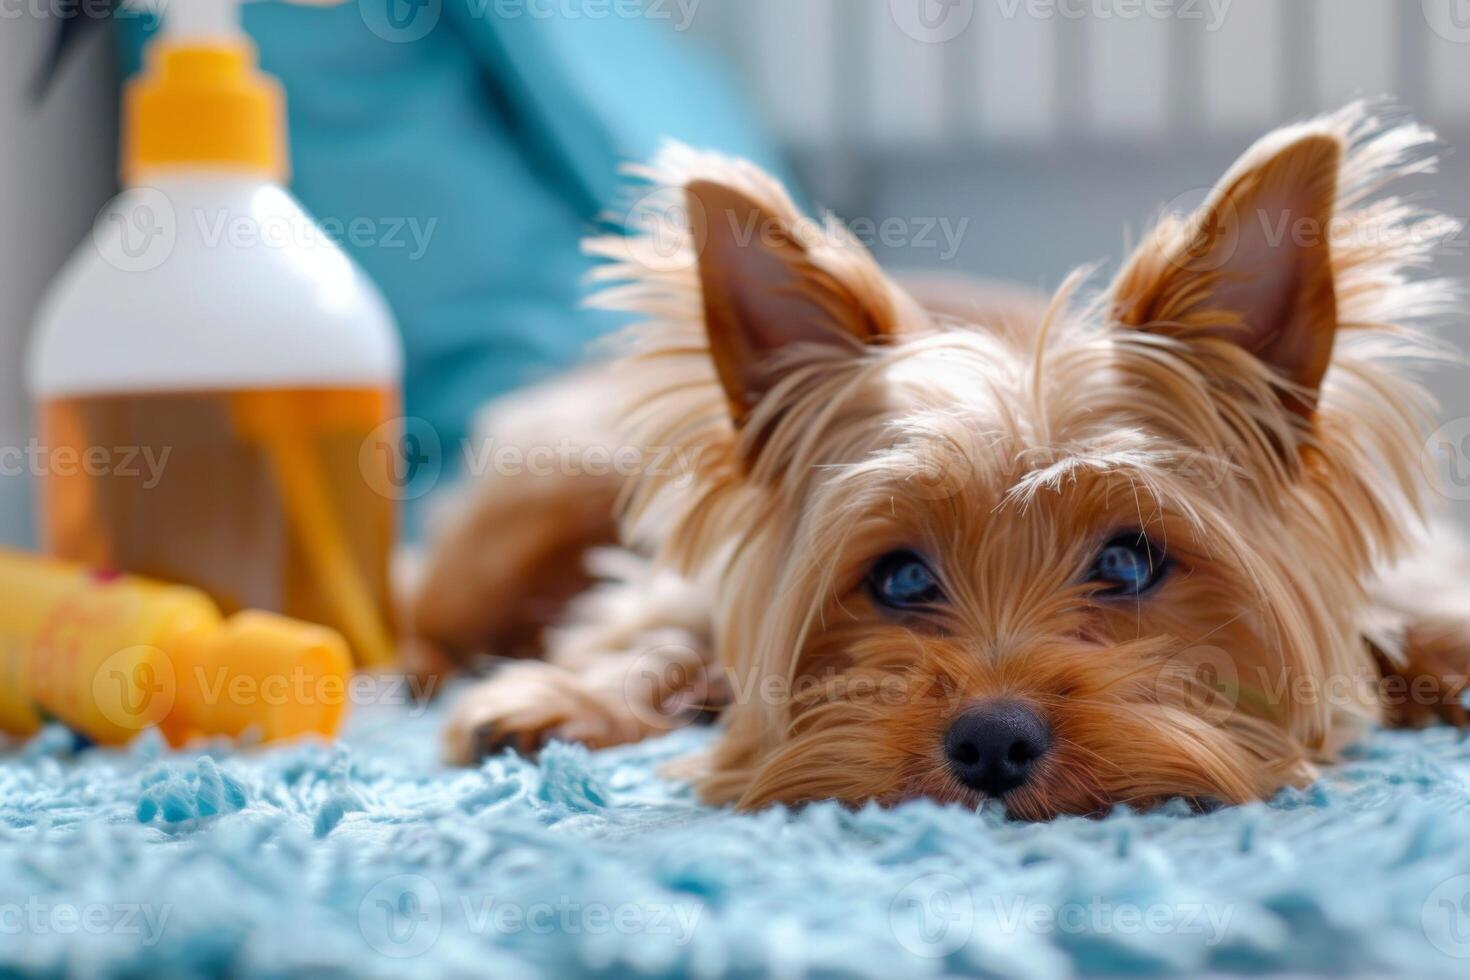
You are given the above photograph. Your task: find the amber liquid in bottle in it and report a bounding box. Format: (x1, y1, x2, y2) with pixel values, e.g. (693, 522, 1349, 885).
(37, 386, 398, 666)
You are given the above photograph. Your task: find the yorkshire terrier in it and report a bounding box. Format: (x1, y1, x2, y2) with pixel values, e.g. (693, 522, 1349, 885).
(413, 103, 1470, 819)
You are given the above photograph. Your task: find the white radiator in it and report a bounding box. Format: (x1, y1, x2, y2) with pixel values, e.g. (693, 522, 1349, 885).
(679, 0, 1470, 150)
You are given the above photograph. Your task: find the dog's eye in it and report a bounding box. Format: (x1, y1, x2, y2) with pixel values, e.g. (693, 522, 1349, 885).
(869, 550, 944, 608)
(1089, 533, 1166, 596)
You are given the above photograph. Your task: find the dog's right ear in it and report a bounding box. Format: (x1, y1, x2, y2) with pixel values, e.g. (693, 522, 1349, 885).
(686, 179, 896, 425)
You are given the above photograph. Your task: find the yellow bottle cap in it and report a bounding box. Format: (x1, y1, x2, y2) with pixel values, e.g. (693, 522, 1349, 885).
(163, 610, 353, 746)
(122, 36, 287, 184)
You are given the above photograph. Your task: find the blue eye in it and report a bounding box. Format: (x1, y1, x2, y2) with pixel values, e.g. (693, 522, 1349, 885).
(870, 551, 944, 609)
(1089, 533, 1166, 596)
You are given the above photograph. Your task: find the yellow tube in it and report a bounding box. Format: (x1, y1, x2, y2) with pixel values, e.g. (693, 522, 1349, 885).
(0, 550, 352, 747)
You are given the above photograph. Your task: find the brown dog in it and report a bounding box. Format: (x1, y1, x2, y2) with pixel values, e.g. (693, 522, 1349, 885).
(415, 103, 1469, 818)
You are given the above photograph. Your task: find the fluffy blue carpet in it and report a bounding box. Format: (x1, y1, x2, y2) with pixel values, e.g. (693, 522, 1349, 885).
(2, 691, 1470, 979)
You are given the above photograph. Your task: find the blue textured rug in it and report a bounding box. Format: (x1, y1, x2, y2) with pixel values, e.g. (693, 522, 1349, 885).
(3, 691, 1470, 979)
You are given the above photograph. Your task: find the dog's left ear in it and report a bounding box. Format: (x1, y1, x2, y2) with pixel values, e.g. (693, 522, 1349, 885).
(1111, 129, 1342, 417)
(686, 179, 897, 425)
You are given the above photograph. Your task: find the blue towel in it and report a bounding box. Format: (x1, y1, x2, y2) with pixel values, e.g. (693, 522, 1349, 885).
(3, 693, 1470, 977)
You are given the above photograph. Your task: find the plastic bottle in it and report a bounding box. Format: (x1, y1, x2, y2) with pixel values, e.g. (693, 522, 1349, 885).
(28, 0, 402, 667)
(0, 550, 353, 747)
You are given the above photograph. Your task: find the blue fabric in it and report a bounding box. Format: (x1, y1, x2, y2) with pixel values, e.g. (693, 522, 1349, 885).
(116, 2, 786, 524)
(4, 695, 1470, 977)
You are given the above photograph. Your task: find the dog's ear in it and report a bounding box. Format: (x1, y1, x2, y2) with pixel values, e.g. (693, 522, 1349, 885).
(686, 179, 893, 424)
(1111, 129, 1342, 417)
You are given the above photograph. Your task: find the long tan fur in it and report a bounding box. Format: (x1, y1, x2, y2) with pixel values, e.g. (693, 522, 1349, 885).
(428, 103, 1467, 818)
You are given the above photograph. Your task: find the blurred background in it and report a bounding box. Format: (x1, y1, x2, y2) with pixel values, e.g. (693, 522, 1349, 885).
(4, 0, 1470, 550)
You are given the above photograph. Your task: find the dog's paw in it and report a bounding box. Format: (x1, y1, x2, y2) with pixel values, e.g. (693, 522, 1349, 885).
(441, 662, 632, 765)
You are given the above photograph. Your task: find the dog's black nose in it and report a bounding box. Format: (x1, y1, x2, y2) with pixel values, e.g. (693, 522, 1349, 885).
(944, 701, 1051, 796)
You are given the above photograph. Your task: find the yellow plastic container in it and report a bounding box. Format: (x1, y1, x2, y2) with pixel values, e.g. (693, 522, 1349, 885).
(0, 550, 353, 747)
